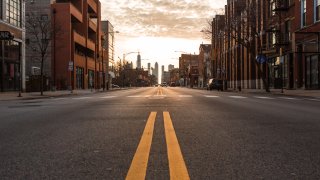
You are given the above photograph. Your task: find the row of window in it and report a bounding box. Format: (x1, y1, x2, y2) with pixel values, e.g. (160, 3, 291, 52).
(301, 0, 320, 27)
(0, 0, 22, 27)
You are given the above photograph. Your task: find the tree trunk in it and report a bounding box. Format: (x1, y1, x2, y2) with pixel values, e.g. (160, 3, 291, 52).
(40, 56, 44, 96)
(250, 52, 270, 92)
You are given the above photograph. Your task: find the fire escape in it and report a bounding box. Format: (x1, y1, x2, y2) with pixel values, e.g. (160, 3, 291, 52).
(266, 0, 290, 52)
(270, 0, 290, 48)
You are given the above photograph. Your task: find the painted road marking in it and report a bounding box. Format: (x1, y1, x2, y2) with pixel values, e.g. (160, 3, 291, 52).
(205, 95, 220, 98)
(305, 98, 320, 102)
(163, 111, 190, 180)
(100, 96, 116, 99)
(52, 98, 67, 100)
(229, 96, 247, 99)
(278, 97, 299, 100)
(254, 96, 275, 99)
(72, 97, 92, 100)
(127, 95, 143, 98)
(179, 95, 192, 98)
(126, 112, 157, 180)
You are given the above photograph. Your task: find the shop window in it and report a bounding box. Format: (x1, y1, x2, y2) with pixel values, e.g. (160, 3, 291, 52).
(306, 55, 319, 89)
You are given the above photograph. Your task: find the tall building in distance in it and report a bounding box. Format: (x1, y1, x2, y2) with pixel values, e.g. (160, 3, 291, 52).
(168, 64, 174, 71)
(136, 52, 141, 69)
(153, 62, 158, 83)
(147, 63, 151, 75)
(161, 65, 164, 83)
(0, 0, 25, 92)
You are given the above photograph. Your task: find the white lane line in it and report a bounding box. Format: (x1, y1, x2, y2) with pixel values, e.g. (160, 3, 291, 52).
(205, 95, 220, 98)
(254, 96, 275, 99)
(178, 95, 193, 98)
(127, 95, 142, 98)
(72, 97, 92, 100)
(304, 98, 320, 102)
(52, 98, 67, 100)
(278, 97, 299, 100)
(100, 96, 117, 99)
(229, 96, 247, 99)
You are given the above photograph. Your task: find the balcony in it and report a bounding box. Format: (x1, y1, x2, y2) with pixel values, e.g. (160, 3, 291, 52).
(87, 39, 95, 51)
(73, 31, 85, 47)
(273, 0, 289, 11)
(88, 18, 97, 32)
(87, 0, 98, 14)
(274, 32, 290, 46)
(70, 3, 83, 23)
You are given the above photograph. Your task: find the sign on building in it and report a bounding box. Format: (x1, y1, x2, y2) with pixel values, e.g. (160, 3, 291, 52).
(0, 31, 14, 40)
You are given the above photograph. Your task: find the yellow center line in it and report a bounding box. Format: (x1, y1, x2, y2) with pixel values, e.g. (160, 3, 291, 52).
(163, 111, 190, 180)
(126, 112, 157, 180)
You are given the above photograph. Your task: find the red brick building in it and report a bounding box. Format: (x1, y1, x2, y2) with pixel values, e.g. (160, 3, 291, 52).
(51, 0, 102, 90)
(211, 0, 320, 90)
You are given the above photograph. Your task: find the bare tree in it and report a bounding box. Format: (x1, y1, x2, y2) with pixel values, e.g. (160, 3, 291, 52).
(25, 12, 52, 95)
(201, 8, 225, 39)
(204, 3, 270, 92)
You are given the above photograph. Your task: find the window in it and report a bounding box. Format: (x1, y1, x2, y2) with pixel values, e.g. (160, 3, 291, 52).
(0, 0, 3, 19)
(5, 0, 22, 27)
(270, 1, 276, 16)
(285, 20, 291, 42)
(301, 0, 306, 27)
(315, 0, 320, 21)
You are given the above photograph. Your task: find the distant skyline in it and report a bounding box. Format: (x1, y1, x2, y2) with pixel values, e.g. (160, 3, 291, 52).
(100, 0, 226, 70)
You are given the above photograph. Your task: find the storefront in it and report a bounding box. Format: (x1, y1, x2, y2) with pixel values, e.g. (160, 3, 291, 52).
(0, 40, 21, 92)
(306, 54, 319, 89)
(76, 66, 84, 89)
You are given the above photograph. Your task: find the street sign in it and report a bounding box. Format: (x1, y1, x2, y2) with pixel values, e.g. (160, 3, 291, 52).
(68, 61, 73, 71)
(256, 55, 267, 64)
(0, 31, 14, 40)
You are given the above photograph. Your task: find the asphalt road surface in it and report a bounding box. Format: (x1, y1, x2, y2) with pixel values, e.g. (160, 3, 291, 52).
(1, 87, 320, 179)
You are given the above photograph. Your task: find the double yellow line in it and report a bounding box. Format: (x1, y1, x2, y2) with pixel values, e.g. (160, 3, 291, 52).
(156, 88, 164, 96)
(126, 112, 190, 180)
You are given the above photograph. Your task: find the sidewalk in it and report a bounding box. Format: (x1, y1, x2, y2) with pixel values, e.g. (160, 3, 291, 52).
(227, 88, 320, 99)
(0, 88, 124, 101)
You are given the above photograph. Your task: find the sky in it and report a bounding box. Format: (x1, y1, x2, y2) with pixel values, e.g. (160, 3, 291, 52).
(100, 0, 226, 71)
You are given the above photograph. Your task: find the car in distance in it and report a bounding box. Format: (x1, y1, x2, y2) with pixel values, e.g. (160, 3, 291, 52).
(112, 84, 120, 88)
(207, 78, 223, 91)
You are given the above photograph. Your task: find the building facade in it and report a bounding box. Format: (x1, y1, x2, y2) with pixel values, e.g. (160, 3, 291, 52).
(0, 0, 25, 92)
(51, 0, 102, 90)
(101, 20, 116, 90)
(211, 0, 320, 91)
(25, 0, 53, 92)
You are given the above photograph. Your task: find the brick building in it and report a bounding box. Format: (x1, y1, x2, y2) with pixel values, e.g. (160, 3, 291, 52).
(199, 44, 211, 87)
(51, 0, 102, 90)
(179, 53, 199, 87)
(211, 0, 320, 91)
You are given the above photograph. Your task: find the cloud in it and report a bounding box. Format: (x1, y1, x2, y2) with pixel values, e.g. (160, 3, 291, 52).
(101, 0, 226, 39)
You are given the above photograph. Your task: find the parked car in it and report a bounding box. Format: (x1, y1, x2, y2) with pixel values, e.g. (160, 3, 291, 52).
(161, 82, 167, 87)
(170, 82, 176, 87)
(112, 84, 120, 88)
(207, 79, 223, 91)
